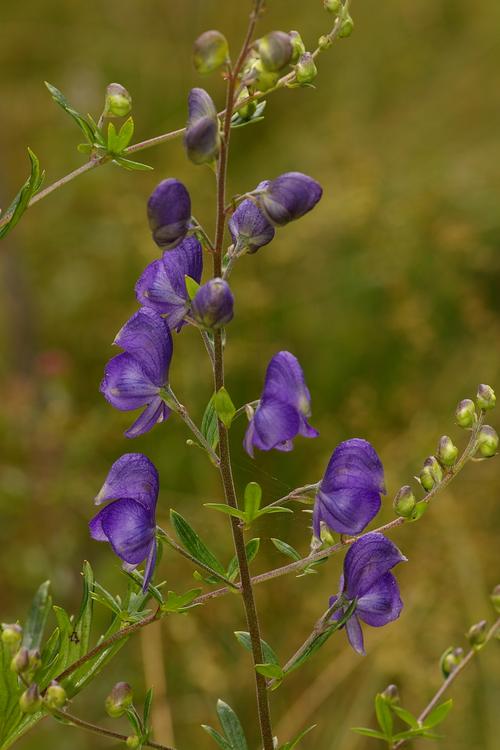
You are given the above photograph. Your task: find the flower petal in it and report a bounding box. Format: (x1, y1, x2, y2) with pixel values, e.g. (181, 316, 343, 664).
(251, 397, 300, 451)
(228, 199, 275, 253)
(100, 353, 160, 411)
(345, 614, 365, 655)
(315, 486, 381, 535)
(125, 396, 171, 439)
(344, 532, 407, 599)
(95, 453, 159, 511)
(142, 539, 158, 591)
(320, 439, 386, 494)
(356, 572, 403, 627)
(100, 498, 156, 565)
(262, 351, 313, 417)
(113, 308, 172, 385)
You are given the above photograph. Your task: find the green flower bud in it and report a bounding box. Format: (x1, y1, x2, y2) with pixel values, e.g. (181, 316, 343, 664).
(419, 456, 442, 492)
(11, 647, 29, 674)
(477, 425, 499, 458)
(126, 736, 141, 749)
(295, 52, 318, 85)
(436, 435, 458, 467)
(477, 384, 496, 411)
(1, 623, 22, 649)
(104, 83, 132, 118)
(45, 681, 67, 709)
(381, 684, 400, 705)
(456, 398, 476, 428)
(318, 35, 333, 50)
(440, 646, 464, 678)
(248, 60, 280, 92)
(289, 30, 306, 63)
(338, 14, 354, 38)
(235, 87, 257, 120)
(105, 682, 133, 718)
(324, 0, 342, 14)
(19, 684, 42, 714)
(490, 584, 500, 613)
(28, 649, 41, 672)
(393, 485, 416, 518)
(466, 620, 487, 649)
(193, 30, 229, 74)
(258, 31, 293, 72)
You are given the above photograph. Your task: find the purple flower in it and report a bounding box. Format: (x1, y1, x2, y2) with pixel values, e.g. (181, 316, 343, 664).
(331, 533, 406, 655)
(90, 454, 159, 591)
(256, 172, 322, 226)
(100, 308, 173, 438)
(244, 351, 319, 457)
(184, 88, 220, 165)
(191, 278, 234, 329)
(228, 199, 275, 254)
(147, 179, 192, 250)
(135, 237, 203, 330)
(313, 439, 386, 537)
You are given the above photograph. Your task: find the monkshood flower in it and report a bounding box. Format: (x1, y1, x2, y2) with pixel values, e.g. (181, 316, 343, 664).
(90, 454, 158, 591)
(135, 236, 203, 330)
(313, 439, 386, 537)
(184, 88, 220, 165)
(228, 198, 275, 254)
(100, 307, 173, 438)
(330, 532, 406, 655)
(256, 171, 322, 226)
(244, 351, 319, 456)
(147, 178, 192, 250)
(191, 278, 234, 329)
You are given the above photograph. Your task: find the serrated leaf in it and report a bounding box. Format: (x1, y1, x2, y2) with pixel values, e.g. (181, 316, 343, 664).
(255, 662, 284, 679)
(226, 539, 260, 582)
(391, 705, 418, 729)
(423, 699, 453, 729)
(271, 538, 302, 561)
(351, 727, 388, 740)
(0, 149, 45, 240)
(375, 694, 393, 739)
(114, 156, 153, 171)
(185, 275, 201, 300)
(45, 82, 97, 144)
(216, 700, 248, 750)
(201, 395, 219, 451)
(279, 724, 316, 750)
(214, 387, 236, 429)
(234, 631, 279, 666)
(243, 482, 261, 520)
(170, 510, 226, 577)
(202, 724, 233, 750)
(22, 580, 51, 650)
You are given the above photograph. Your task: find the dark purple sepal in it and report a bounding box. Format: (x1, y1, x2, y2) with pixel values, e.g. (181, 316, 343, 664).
(191, 278, 234, 329)
(257, 172, 323, 226)
(147, 179, 192, 250)
(228, 199, 275, 253)
(184, 88, 220, 165)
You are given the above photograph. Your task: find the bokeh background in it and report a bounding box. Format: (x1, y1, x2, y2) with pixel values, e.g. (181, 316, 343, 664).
(1, 1, 499, 748)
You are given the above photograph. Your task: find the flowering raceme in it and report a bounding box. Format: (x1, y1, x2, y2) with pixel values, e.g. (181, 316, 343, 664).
(330, 533, 406, 655)
(313, 439, 386, 536)
(244, 351, 319, 456)
(89, 454, 159, 591)
(100, 307, 173, 438)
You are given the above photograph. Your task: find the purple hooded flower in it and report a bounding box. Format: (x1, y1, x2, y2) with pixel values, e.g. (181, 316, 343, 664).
(244, 351, 319, 457)
(135, 237, 203, 330)
(313, 439, 386, 537)
(90, 454, 159, 591)
(147, 179, 192, 250)
(100, 308, 173, 438)
(256, 172, 322, 226)
(184, 88, 220, 165)
(331, 532, 406, 655)
(228, 199, 275, 254)
(191, 278, 234, 329)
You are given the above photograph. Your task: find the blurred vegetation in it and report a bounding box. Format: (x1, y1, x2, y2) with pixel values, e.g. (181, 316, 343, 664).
(1, 1, 499, 749)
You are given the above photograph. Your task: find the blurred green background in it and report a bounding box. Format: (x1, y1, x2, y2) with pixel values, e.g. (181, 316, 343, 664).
(1, 0, 499, 748)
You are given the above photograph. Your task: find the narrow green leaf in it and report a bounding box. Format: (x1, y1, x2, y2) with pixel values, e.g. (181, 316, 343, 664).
(423, 699, 453, 729)
(162, 588, 202, 613)
(375, 694, 393, 739)
(214, 387, 236, 429)
(202, 725, 233, 750)
(391, 705, 418, 729)
(351, 727, 388, 740)
(234, 631, 279, 666)
(22, 580, 51, 651)
(243, 482, 262, 520)
(216, 700, 248, 750)
(204, 503, 247, 521)
(170, 509, 226, 576)
(116, 117, 135, 151)
(114, 156, 154, 171)
(201, 395, 219, 451)
(44, 82, 97, 144)
(256, 506, 293, 517)
(271, 538, 302, 561)
(279, 724, 317, 750)
(125, 707, 143, 736)
(0, 149, 45, 240)
(143, 688, 154, 731)
(226, 539, 260, 582)
(255, 663, 284, 679)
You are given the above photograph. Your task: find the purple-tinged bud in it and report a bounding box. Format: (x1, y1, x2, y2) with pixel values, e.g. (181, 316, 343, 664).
(339, 14, 354, 38)
(381, 684, 400, 705)
(257, 31, 293, 72)
(436, 436, 458, 467)
(147, 179, 192, 250)
(45, 681, 67, 709)
(477, 425, 498, 458)
(324, 0, 342, 13)
(456, 398, 476, 428)
(466, 620, 487, 648)
(191, 278, 234, 329)
(393, 485, 416, 518)
(490, 584, 500, 613)
(228, 198, 275, 254)
(184, 88, 220, 165)
(1, 623, 22, 648)
(477, 384, 496, 411)
(126, 736, 141, 749)
(104, 83, 132, 118)
(257, 172, 323, 226)
(248, 60, 280, 92)
(19, 684, 42, 714)
(295, 52, 318, 85)
(11, 647, 29, 674)
(28, 649, 41, 671)
(289, 31, 306, 63)
(193, 30, 229, 74)
(105, 682, 133, 718)
(440, 647, 464, 678)
(419, 456, 442, 492)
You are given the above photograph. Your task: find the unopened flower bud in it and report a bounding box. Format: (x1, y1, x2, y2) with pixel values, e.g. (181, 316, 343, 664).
(289, 31, 306, 63)
(490, 584, 500, 613)
(393, 485, 416, 518)
(104, 83, 132, 118)
(295, 52, 318, 85)
(257, 172, 323, 226)
(318, 35, 333, 50)
(257, 31, 293, 72)
(1, 623, 22, 648)
(126, 736, 141, 749)
(11, 647, 29, 674)
(477, 384, 496, 411)
(228, 196, 275, 254)
(184, 88, 220, 166)
(419, 456, 442, 491)
(191, 279, 234, 329)
(467, 620, 487, 648)
(456, 398, 476, 428)
(105, 682, 133, 718)
(193, 30, 229, 74)
(28, 649, 42, 672)
(147, 179, 192, 250)
(324, 0, 342, 13)
(45, 681, 67, 709)
(381, 684, 399, 705)
(339, 14, 354, 38)
(248, 60, 280, 92)
(19, 684, 42, 714)
(477, 425, 498, 458)
(440, 647, 464, 678)
(437, 436, 458, 467)
(235, 87, 257, 121)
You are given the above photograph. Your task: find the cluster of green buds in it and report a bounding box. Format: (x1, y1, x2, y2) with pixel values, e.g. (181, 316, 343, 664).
(323, 0, 354, 39)
(455, 385, 498, 457)
(241, 29, 315, 91)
